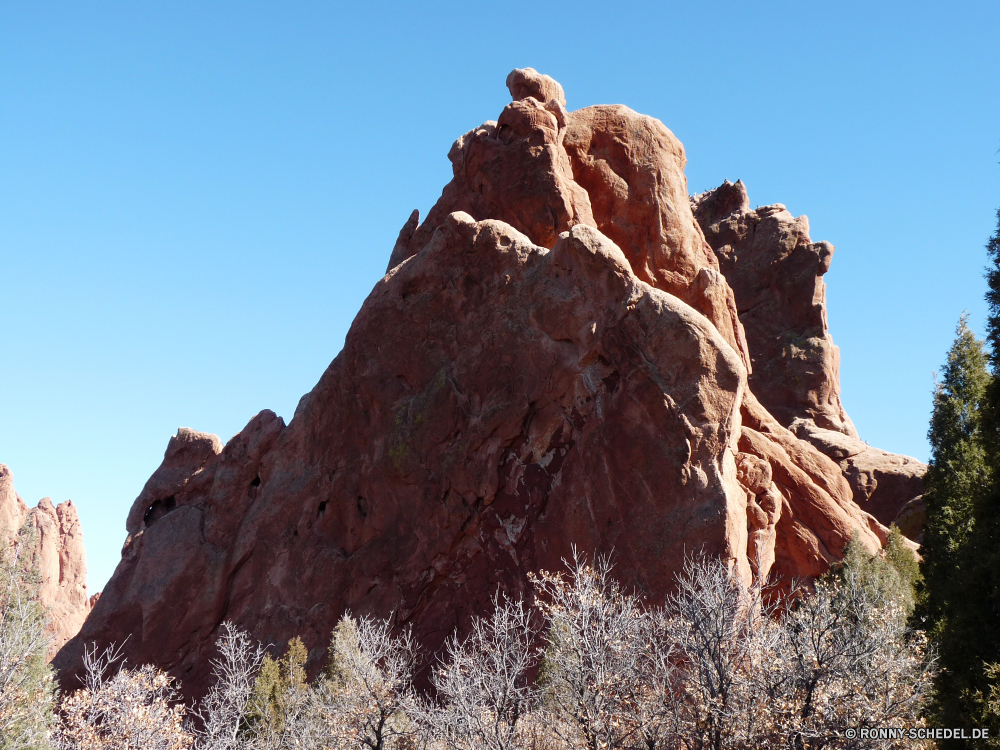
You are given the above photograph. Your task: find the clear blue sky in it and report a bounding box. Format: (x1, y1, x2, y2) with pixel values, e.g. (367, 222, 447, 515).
(2, 1, 998, 593)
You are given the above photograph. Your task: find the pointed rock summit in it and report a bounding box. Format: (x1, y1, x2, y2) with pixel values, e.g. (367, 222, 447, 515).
(54, 70, 925, 698)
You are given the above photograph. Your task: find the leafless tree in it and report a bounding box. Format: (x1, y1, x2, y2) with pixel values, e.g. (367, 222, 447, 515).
(48, 550, 934, 750)
(772, 573, 936, 749)
(235, 615, 419, 750)
(192, 622, 266, 750)
(530, 550, 654, 750)
(627, 608, 683, 750)
(525, 549, 935, 750)
(662, 551, 936, 750)
(313, 613, 419, 750)
(663, 554, 784, 750)
(422, 592, 539, 750)
(251, 694, 328, 750)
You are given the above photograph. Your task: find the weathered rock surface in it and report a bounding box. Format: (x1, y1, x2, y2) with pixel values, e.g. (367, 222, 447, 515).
(125, 428, 223, 535)
(691, 179, 854, 436)
(0, 464, 90, 656)
(790, 419, 927, 540)
(57, 70, 904, 698)
(692, 180, 926, 534)
(387, 74, 751, 375)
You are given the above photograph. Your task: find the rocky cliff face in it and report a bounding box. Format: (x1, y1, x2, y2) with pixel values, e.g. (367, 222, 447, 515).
(54, 69, 923, 698)
(691, 179, 927, 535)
(0, 464, 90, 656)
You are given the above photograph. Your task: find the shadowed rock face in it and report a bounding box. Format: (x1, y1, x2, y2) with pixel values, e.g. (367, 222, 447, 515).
(691, 179, 854, 437)
(0, 464, 90, 656)
(56, 69, 912, 699)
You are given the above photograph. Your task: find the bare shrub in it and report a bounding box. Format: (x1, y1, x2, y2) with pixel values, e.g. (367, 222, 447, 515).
(523, 549, 935, 750)
(46, 548, 933, 750)
(243, 615, 419, 750)
(423, 593, 538, 750)
(192, 622, 266, 750)
(316, 614, 419, 750)
(773, 573, 936, 748)
(530, 550, 659, 750)
(664, 554, 784, 749)
(55, 642, 192, 750)
(661, 551, 936, 750)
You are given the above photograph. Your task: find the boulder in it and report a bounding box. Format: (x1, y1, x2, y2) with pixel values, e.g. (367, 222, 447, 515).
(0, 464, 90, 656)
(506, 67, 566, 108)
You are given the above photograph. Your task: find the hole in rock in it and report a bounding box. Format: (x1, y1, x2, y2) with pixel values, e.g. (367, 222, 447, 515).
(144, 495, 177, 528)
(317, 500, 328, 519)
(250, 475, 261, 489)
(601, 368, 621, 394)
(357, 496, 369, 519)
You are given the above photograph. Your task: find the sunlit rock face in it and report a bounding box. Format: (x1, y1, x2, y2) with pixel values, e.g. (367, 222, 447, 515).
(54, 68, 917, 699)
(0, 464, 90, 657)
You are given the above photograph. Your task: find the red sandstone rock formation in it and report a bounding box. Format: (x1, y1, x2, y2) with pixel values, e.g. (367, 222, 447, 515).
(55, 69, 910, 698)
(691, 179, 926, 534)
(389, 70, 750, 376)
(691, 180, 853, 436)
(0, 464, 90, 656)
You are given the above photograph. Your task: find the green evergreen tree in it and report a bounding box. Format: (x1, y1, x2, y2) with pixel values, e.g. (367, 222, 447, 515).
(831, 527, 921, 619)
(986, 208, 1000, 385)
(917, 314, 990, 631)
(951, 208, 1000, 743)
(246, 636, 309, 735)
(923, 210, 1000, 744)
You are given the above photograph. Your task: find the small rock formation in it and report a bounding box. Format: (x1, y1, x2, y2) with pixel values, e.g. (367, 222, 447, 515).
(125, 428, 223, 535)
(0, 464, 90, 656)
(55, 69, 919, 698)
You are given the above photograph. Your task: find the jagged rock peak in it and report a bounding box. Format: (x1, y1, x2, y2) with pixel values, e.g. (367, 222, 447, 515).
(387, 69, 751, 374)
(691, 180, 856, 438)
(0, 464, 90, 656)
(125, 428, 223, 535)
(692, 179, 926, 533)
